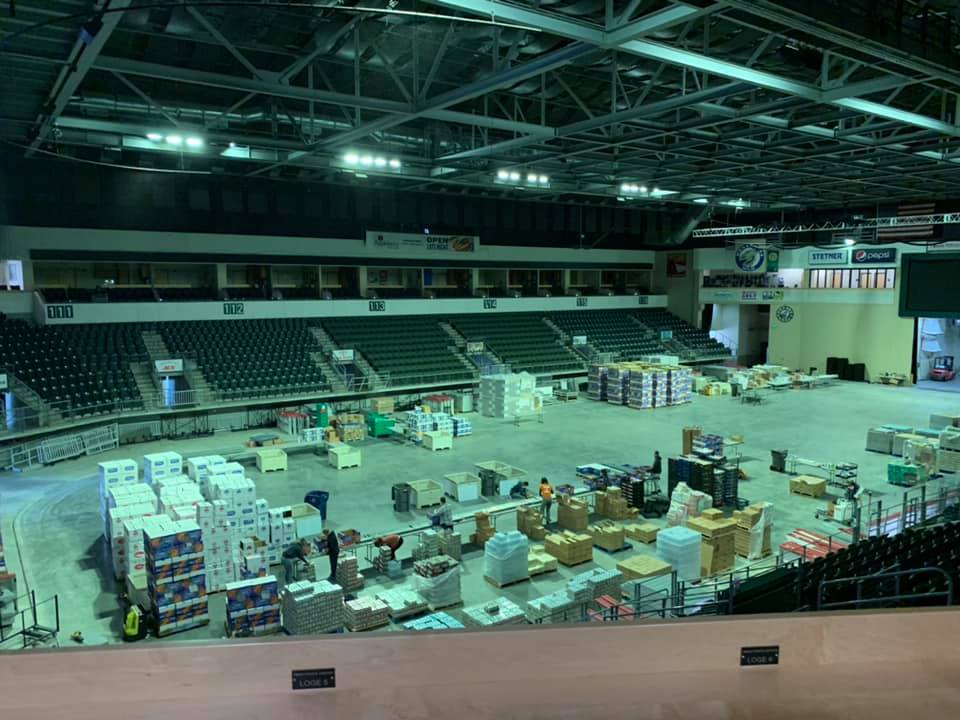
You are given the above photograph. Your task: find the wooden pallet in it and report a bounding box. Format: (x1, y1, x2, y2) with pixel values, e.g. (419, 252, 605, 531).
(484, 574, 531, 589)
(427, 600, 463, 612)
(157, 619, 210, 638)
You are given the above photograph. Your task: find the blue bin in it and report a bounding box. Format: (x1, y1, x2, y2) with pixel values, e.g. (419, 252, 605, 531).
(304, 491, 330, 521)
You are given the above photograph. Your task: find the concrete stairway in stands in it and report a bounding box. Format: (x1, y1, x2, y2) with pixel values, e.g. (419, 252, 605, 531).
(438, 322, 479, 376)
(6, 372, 59, 425)
(129, 362, 160, 409)
(308, 327, 373, 391)
(309, 350, 348, 393)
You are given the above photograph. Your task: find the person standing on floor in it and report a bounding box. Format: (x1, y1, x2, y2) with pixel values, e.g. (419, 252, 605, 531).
(374, 534, 404, 560)
(651, 451, 662, 476)
(282, 539, 311, 584)
(321, 528, 339, 582)
(539, 477, 554, 524)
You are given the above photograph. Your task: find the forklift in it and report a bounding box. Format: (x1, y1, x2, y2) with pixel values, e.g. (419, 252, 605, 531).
(930, 356, 957, 382)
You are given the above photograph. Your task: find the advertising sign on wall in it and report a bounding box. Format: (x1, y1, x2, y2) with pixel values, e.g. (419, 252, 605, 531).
(572, 335, 588, 346)
(331, 349, 355, 363)
(466, 341, 485, 353)
(734, 243, 767, 274)
(154, 359, 184, 374)
(366, 231, 478, 254)
(852, 248, 898, 264)
(809, 249, 848, 265)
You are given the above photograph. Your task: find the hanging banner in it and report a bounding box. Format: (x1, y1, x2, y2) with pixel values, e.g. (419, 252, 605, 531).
(765, 249, 780, 272)
(154, 359, 184, 374)
(666, 252, 688, 278)
(332, 349, 355, 363)
(0, 373, 7, 390)
(366, 231, 478, 254)
(733, 242, 767, 274)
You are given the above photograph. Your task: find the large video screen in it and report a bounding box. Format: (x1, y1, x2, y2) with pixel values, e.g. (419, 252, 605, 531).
(900, 252, 960, 317)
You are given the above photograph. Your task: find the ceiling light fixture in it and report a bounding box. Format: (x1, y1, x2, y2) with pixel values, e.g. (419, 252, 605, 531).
(389, 158, 401, 169)
(538, 175, 549, 184)
(344, 152, 359, 165)
(165, 135, 183, 146)
(509, 171, 520, 181)
(497, 170, 510, 180)
(693, 198, 709, 204)
(374, 157, 387, 167)
(844, 237, 855, 246)
(146, 133, 162, 142)
(185, 137, 203, 148)
(527, 173, 538, 183)
(639, 185, 648, 193)
(360, 155, 373, 166)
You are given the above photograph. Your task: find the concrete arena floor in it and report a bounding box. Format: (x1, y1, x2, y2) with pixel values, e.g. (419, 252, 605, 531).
(2, 381, 959, 646)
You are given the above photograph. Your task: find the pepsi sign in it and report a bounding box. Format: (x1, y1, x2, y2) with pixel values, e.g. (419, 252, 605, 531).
(852, 248, 897, 264)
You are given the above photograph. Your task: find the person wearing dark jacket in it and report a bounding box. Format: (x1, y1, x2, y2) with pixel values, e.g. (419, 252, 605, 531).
(282, 539, 311, 584)
(651, 451, 662, 475)
(321, 528, 339, 582)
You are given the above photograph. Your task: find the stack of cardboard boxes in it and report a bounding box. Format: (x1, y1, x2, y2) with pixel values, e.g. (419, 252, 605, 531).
(617, 555, 672, 582)
(144, 517, 209, 636)
(939, 431, 960, 474)
(403, 612, 465, 631)
(687, 515, 737, 576)
(143, 451, 183, 485)
(438, 530, 462, 560)
(462, 598, 526, 627)
(587, 521, 626, 552)
(343, 597, 390, 631)
(557, 497, 589, 530)
(484, 531, 530, 586)
(624, 523, 660, 544)
(517, 506, 547, 539)
(733, 503, 773, 560)
(104, 482, 157, 580)
(471, 512, 496, 547)
(527, 546, 558, 576)
(335, 555, 364, 593)
(526, 589, 580, 623)
(412, 556, 461, 610)
(373, 588, 428, 620)
(544, 531, 593, 566)
(337, 414, 367, 443)
(224, 576, 281, 636)
(413, 529, 441, 560)
(280, 580, 343, 634)
(595, 487, 640, 521)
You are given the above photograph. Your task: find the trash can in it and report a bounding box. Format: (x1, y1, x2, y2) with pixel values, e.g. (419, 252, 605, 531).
(304, 491, 330, 521)
(770, 449, 788, 473)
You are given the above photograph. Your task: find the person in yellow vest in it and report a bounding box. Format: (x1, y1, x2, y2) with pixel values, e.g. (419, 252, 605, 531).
(539, 477, 554, 525)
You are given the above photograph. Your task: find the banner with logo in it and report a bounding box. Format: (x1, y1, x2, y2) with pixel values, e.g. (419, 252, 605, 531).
(809, 249, 848, 266)
(852, 248, 897, 265)
(734, 242, 767, 274)
(766, 249, 780, 272)
(332, 349, 355, 363)
(154, 359, 184, 374)
(366, 231, 478, 254)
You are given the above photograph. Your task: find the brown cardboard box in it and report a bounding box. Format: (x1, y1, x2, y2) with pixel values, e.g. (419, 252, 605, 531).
(596, 487, 640, 521)
(557, 497, 589, 531)
(517, 507, 547, 540)
(617, 555, 672, 581)
(528, 547, 559, 576)
(789, 475, 827, 498)
(701, 508, 725, 520)
(686, 516, 737, 539)
(624, 523, 660, 544)
(370, 397, 395, 414)
(733, 506, 763, 529)
(544, 531, 594, 566)
(735, 525, 772, 559)
(472, 512, 495, 547)
(588, 521, 625, 552)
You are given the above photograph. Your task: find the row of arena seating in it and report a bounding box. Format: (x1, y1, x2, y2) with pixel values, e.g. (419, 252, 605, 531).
(0, 318, 145, 412)
(450, 314, 584, 374)
(160, 319, 330, 400)
(726, 522, 960, 614)
(549, 310, 667, 358)
(633, 309, 731, 358)
(3, 309, 714, 416)
(319, 317, 474, 384)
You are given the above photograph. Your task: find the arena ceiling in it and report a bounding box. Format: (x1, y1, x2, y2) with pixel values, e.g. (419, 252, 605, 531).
(3, 0, 960, 213)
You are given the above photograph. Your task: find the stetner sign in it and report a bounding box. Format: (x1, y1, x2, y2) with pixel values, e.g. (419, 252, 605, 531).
(808, 249, 848, 266)
(154, 359, 184, 374)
